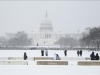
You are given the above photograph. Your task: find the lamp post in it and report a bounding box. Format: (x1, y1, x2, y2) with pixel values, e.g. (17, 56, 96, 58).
(44, 41, 45, 49)
(36, 39, 39, 49)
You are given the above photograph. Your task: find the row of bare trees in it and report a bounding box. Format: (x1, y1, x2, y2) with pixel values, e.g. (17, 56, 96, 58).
(55, 26, 100, 50)
(80, 27, 100, 50)
(0, 31, 32, 47)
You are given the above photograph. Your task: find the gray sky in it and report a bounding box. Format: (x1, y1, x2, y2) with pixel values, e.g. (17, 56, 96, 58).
(0, 1, 100, 36)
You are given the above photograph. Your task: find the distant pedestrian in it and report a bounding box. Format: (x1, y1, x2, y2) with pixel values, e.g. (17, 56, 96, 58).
(80, 50, 82, 56)
(90, 52, 95, 60)
(37, 43, 38, 47)
(77, 50, 80, 56)
(95, 53, 99, 60)
(64, 50, 67, 56)
(45, 49, 48, 56)
(24, 52, 28, 60)
(41, 49, 44, 56)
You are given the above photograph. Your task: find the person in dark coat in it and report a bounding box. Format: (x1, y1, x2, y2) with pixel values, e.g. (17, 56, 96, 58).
(24, 52, 28, 60)
(80, 50, 82, 56)
(77, 50, 80, 56)
(64, 50, 67, 56)
(90, 52, 95, 60)
(95, 53, 99, 60)
(41, 49, 44, 56)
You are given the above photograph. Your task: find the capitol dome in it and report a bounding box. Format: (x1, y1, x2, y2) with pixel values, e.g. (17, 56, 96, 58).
(41, 18, 52, 24)
(40, 11, 53, 33)
(41, 11, 52, 27)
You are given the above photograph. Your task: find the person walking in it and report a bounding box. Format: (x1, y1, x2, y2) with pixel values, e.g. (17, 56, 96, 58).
(45, 49, 48, 56)
(24, 52, 28, 60)
(41, 49, 44, 56)
(80, 50, 82, 56)
(77, 50, 80, 56)
(64, 50, 67, 56)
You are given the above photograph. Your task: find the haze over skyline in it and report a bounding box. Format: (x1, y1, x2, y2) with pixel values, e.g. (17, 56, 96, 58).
(0, 1, 100, 36)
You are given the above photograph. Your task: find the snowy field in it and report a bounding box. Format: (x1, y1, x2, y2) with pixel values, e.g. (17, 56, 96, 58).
(0, 50, 100, 75)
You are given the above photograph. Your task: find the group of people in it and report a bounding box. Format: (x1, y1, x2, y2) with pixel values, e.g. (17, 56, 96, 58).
(23, 50, 48, 60)
(77, 50, 82, 56)
(90, 52, 99, 60)
(41, 49, 67, 60)
(41, 49, 67, 57)
(23, 49, 49, 60)
(41, 49, 61, 60)
(41, 49, 48, 56)
(23, 49, 99, 60)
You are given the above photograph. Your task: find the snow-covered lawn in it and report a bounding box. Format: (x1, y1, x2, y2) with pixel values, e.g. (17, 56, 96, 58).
(0, 65, 100, 75)
(0, 50, 100, 75)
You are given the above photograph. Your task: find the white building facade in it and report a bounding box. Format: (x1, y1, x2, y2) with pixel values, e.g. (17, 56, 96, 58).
(28, 11, 66, 46)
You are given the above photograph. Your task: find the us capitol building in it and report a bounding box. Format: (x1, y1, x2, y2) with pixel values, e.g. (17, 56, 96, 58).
(6, 11, 82, 46)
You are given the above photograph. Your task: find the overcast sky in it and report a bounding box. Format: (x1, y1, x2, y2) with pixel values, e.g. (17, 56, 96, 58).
(0, 1, 100, 36)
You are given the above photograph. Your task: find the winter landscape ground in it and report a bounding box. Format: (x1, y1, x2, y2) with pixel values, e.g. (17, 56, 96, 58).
(0, 50, 100, 75)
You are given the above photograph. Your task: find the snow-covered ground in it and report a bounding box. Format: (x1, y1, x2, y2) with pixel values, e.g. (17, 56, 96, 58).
(0, 65, 100, 75)
(0, 50, 100, 75)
